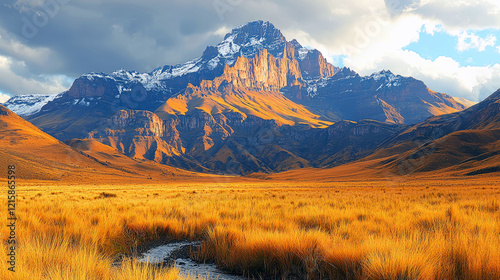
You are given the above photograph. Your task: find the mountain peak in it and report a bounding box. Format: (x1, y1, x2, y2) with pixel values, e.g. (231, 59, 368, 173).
(215, 20, 286, 59)
(369, 69, 400, 82)
(225, 20, 285, 43)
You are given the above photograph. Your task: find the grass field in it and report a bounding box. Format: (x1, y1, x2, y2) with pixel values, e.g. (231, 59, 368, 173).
(1, 178, 499, 279)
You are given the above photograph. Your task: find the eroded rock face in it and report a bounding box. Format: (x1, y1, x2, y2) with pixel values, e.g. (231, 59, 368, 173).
(215, 45, 303, 91)
(88, 109, 187, 165)
(107, 110, 165, 137)
(68, 77, 118, 99)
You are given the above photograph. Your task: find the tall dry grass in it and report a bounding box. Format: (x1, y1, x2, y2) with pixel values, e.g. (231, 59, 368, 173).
(0, 180, 499, 279)
(0, 235, 182, 280)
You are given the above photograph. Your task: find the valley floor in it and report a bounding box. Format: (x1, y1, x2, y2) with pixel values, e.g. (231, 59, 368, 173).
(1, 178, 499, 279)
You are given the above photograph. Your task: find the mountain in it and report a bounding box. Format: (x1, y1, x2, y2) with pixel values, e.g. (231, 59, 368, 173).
(453, 96, 478, 108)
(283, 69, 467, 124)
(26, 21, 339, 140)
(86, 37, 404, 174)
(19, 20, 476, 175)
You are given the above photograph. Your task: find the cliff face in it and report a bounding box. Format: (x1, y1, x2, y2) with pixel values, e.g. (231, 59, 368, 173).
(107, 110, 165, 137)
(219, 46, 303, 91)
(88, 110, 180, 162)
(298, 49, 336, 80)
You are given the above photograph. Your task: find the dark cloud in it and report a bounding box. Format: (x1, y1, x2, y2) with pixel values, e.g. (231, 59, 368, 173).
(0, 0, 369, 78)
(0, 0, 230, 77)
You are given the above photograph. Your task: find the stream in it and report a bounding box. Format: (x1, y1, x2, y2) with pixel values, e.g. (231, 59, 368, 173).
(138, 241, 244, 280)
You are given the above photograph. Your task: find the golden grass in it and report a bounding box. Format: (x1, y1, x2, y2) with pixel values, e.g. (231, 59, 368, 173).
(0, 235, 182, 280)
(1, 179, 499, 279)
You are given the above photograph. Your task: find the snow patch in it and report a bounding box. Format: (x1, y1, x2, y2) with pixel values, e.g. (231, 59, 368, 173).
(208, 57, 220, 70)
(368, 70, 404, 89)
(297, 48, 309, 60)
(218, 34, 241, 57)
(4, 94, 61, 116)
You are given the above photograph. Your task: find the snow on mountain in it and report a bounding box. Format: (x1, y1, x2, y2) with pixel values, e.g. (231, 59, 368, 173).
(4, 94, 62, 116)
(365, 70, 404, 89)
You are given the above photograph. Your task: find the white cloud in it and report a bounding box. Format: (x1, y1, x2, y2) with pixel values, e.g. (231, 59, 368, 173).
(412, 0, 500, 31)
(213, 26, 231, 37)
(422, 23, 442, 35)
(282, 29, 338, 63)
(0, 92, 11, 103)
(455, 31, 496, 52)
(0, 55, 70, 95)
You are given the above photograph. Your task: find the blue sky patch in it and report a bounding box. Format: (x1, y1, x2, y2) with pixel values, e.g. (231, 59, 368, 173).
(404, 28, 500, 67)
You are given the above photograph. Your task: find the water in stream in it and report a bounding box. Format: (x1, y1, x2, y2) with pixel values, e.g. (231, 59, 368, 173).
(139, 241, 244, 280)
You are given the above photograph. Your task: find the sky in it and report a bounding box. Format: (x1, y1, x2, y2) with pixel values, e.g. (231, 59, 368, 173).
(1, 0, 500, 104)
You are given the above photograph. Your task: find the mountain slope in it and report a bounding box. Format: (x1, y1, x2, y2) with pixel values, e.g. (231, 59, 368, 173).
(386, 129, 500, 176)
(369, 89, 500, 176)
(384, 88, 500, 146)
(0, 105, 205, 182)
(0, 104, 91, 181)
(285, 69, 468, 124)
